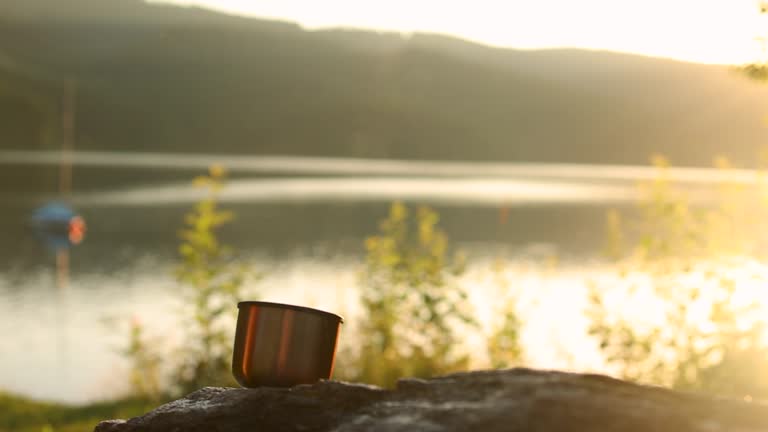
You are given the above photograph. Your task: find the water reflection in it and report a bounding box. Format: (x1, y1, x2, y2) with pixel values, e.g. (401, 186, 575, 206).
(75, 177, 637, 206)
(0, 252, 603, 403)
(1, 150, 763, 183)
(1, 154, 763, 403)
(0, 260, 178, 403)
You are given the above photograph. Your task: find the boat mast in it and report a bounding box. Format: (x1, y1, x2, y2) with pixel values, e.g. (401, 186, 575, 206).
(59, 79, 75, 199)
(57, 79, 76, 290)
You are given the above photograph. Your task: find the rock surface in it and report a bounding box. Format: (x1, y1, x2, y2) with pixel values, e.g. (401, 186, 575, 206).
(94, 368, 768, 432)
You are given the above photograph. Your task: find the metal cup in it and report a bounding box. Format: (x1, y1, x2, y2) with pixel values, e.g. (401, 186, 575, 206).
(232, 301, 343, 388)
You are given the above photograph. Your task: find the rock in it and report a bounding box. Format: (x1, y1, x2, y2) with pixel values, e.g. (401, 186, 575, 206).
(94, 368, 768, 432)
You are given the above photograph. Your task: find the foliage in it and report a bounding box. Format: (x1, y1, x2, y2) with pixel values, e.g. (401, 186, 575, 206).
(5, 0, 768, 174)
(351, 202, 476, 386)
(741, 2, 768, 81)
(172, 165, 254, 395)
(741, 63, 768, 82)
(485, 257, 523, 369)
(588, 155, 768, 397)
(122, 165, 255, 397)
(0, 391, 158, 432)
(122, 317, 163, 402)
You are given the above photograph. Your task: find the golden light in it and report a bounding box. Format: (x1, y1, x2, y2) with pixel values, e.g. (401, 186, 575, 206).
(155, 0, 767, 65)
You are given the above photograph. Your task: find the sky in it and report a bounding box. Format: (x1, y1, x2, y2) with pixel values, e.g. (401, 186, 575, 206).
(154, 0, 768, 65)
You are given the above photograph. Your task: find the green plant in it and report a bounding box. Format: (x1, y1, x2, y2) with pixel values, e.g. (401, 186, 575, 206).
(485, 257, 522, 369)
(122, 317, 163, 402)
(172, 165, 255, 395)
(351, 202, 476, 386)
(588, 155, 768, 397)
(122, 166, 254, 397)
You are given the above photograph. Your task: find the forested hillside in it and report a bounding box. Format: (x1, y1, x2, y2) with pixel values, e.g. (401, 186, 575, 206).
(2, 0, 768, 166)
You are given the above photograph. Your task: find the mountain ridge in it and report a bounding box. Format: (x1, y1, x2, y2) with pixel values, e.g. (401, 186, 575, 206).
(1, 0, 767, 167)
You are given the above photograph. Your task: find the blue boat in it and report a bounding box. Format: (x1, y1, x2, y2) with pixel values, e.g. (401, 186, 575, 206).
(30, 202, 86, 250)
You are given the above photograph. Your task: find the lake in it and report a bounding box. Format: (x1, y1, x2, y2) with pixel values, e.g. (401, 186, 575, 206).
(0, 151, 757, 403)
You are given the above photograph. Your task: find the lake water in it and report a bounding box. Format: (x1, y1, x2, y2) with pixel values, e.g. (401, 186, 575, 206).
(0, 151, 758, 403)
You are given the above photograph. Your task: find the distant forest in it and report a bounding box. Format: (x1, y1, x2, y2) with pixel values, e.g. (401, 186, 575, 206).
(2, 0, 768, 166)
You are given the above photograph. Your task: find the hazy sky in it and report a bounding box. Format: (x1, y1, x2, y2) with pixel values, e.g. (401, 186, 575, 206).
(154, 0, 768, 65)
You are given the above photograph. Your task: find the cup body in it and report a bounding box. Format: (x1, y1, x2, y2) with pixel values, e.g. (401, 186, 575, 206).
(232, 301, 343, 387)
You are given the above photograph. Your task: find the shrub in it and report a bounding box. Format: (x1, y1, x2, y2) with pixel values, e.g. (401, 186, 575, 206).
(124, 165, 256, 397)
(588, 156, 768, 397)
(351, 202, 477, 386)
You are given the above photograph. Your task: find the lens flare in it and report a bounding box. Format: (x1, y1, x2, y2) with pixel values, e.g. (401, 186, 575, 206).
(68, 216, 86, 245)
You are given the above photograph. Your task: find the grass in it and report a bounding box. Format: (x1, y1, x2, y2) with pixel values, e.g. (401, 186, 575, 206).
(0, 392, 160, 432)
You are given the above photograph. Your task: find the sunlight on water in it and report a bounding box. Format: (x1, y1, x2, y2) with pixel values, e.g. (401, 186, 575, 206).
(3, 249, 768, 403)
(0, 252, 601, 402)
(5, 150, 753, 208)
(1, 150, 764, 183)
(0, 264, 178, 402)
(3, 152, 768, 402)
(75, 177, 637, 207)
(0, 253, 652, 401)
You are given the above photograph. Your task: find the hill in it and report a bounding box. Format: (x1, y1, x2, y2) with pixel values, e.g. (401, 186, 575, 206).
(1, 0, 768, 166)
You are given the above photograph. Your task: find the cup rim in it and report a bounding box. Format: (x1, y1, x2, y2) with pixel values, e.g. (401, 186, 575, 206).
(237, 300, 344, 323)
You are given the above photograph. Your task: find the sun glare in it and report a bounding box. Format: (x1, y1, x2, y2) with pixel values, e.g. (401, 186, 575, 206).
(156, 0, 768, 64)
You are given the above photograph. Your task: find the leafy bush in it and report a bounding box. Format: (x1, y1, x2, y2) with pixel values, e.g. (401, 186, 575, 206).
(124, 165, 256, 397)
(348, 202, 478, 386)
(485, 257, 523, 369)
(122, 317, 162, 402)
(588, 156, 768, 397)
(172, 165, 255, 394)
